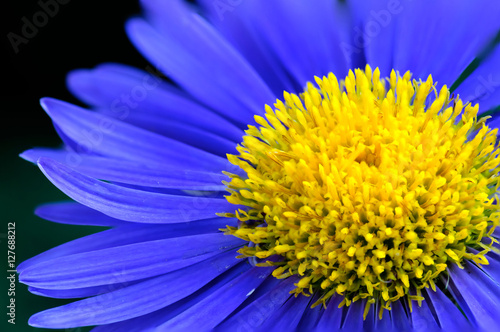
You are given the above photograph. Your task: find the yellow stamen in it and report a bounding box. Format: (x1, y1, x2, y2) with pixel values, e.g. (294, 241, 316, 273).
(221, 65, 500, 315)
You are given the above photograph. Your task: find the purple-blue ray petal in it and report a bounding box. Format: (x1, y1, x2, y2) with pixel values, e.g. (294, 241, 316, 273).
(216, 276, 298, 330)
(455, 44, 500, 112)
(37, 157, 234, 223)
(486, 115, 500, 134)
(467, 246, 500, 286)
(298, 307, 324, 331)
(28, 250, 241, 328)
(423, 287, 471, 331)
(140, 0, 276, 100)
(492, 227, 500, 239)
(392, 0, 500, 89)
(340, 300, 365, 331)
(53, 123, 86, 155)
(17, 217, 234, 273)
(27, 277, 148, 299)
(389, 299, 412, 331)
(20, 233, 243, 289)
(408, 291, 441, 331)
(141, 0, 277, 106)
(89, 116, 237, 157)
(125, 16, 272, 126)
(363, 301, 394, 332)
(314, 295, 344, 331)
(40, 97, 229, 172)
(66, 64, 244, 143)
(34, 202, 129, 227)
(257, 293, 311, 331)
(448, 261, 500, 331)
(217, 274, 282, 324)
(90, 260, 252, 332)
(22, 148, 228, 191)
(197, 0, 300, 96)
(200, 0, 351, 92)
(155, 266, 274, 330)
(347, 0, 399, 78)
(296, 294, 325, 331)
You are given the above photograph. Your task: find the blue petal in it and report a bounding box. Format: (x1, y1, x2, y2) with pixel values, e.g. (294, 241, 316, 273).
(408, 291, 441, 331)
(125, 15, 274, 126)
(34, 202, 129, 227)
(17, 218, 234, 273)
(197, 0, 300, 95)
(346, 0, 398, 77)
(28, 250, 241, 328)
(155, 266, 274, 330)
(202, 0, 351, 91)
(476, 247, 500, 283)
(27, 279, 147, 299)
(40, 97, 229, 172)
(217, 274, 283, 323)
(198, 0, 352, 95)
(341, 300, 365, 331)
(448, 261, 500, 330)
(53, 123, 86, 155)
(67, 65, 243, 154)
(94, 117, 237, 157)
(313, 295, 344, 331)
(422, 287, 471, 331)
(22, 148, 228, 191)
(454, 45, 500, 112)
(216, 277, 297, 330)
(37, 158, 234, 223)
(20, 233, 243, 289)
(258, 293, 312, 331)
(492, 227, 500, 239)
(91, 260, 252, 332)
(67, 64, 242, 140)
(363, 301, 395, 332)
(390, 300, 412, 331)
(296, 294, 324, 331)
(391, 0, 500, 88)
(139, 0, 276, 107)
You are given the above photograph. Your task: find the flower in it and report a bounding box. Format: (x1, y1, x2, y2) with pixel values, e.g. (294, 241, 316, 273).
(19, 0, 500, 331)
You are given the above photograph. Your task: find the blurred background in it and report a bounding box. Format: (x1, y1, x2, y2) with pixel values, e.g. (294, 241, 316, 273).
(2, 1, 149, 330)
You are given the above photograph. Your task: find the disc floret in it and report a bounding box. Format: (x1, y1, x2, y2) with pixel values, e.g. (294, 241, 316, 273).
(222, 65, 500, 317)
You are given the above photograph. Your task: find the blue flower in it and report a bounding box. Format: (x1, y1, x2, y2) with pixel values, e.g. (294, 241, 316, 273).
(19, 0, 500, 331)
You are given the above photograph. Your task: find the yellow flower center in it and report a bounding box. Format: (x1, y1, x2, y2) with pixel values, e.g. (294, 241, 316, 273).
(221, 65, 500, 318)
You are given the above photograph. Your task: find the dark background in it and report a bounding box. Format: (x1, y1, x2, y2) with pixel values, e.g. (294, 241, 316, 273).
(1, 1, 148, 330)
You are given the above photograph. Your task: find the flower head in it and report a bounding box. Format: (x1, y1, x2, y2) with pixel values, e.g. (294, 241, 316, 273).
(224, 67, 500, 318)
(19, 0, 500, 331)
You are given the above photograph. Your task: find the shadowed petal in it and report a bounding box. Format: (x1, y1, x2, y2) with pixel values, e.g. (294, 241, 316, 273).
(20, 233, 244, 289)
(37, 158, 234, 223)
(28, 250, 241, 328)
(448, 261, 500, 331)
(34, 202, 129, 227)
(22, 148, 228, 191)
(66, 63, 243, 141)
(90, 261, 252, 332)
(40, 97, 229, 172)
(156, 266, 274, 330)
(17, 218, 234, 273)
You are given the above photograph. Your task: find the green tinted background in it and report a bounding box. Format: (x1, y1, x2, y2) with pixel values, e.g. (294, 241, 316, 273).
(1, 136, 96, 332)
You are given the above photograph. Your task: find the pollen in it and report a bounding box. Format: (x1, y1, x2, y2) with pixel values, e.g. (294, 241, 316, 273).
(221, 65, 500, 316)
